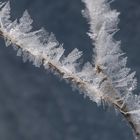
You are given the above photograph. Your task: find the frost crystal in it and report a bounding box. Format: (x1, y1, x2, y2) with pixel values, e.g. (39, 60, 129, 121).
(18, 10, 33, 33)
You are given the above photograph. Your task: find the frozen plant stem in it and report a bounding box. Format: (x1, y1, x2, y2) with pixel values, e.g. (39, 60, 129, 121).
(0, 0, 139, 139)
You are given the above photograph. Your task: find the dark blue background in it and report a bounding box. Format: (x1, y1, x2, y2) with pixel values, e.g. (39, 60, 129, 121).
(0, 0, 139, 140)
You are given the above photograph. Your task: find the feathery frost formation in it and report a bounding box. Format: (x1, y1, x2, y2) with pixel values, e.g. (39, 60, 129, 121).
(0, 1, 101, 104)
(82, 0, 140, 124)
(82, 0, 137, 97)
(0, 0, 140, 138)
(82, 0, 140, 138)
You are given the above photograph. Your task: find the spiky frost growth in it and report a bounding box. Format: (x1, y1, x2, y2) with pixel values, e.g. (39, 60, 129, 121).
(0, 1, 140, 139)
(82, 0, 137, 97)
(82, 0, 140, 139)
(0, 2, 103, 105)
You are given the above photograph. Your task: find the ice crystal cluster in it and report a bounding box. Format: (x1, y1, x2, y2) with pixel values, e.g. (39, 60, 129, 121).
(0, 0, 140, 139)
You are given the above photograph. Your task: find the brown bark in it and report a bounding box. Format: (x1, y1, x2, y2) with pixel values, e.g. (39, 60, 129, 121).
(115, 101, 140, 140)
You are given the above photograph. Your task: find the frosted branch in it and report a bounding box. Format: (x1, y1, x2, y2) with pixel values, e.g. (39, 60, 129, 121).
(0, 1, 139, 139)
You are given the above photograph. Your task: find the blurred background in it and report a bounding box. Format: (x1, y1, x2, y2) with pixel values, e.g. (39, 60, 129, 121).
(0, 0, 139, 140)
